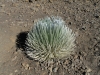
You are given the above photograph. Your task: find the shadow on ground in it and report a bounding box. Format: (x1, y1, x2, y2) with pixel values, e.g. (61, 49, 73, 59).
(16, 31, 28, 51)
(16, 31, 34, 60)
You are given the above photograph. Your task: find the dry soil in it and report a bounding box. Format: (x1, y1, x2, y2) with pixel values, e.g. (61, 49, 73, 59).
(0, 0, 100, 75)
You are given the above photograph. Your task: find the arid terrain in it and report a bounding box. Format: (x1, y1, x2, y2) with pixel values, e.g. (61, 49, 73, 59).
(0, 0, 100, 75)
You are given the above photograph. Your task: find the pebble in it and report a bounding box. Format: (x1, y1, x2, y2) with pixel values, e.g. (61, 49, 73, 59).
(48, 65, 53, 72)
(86, 72, 90, 75)
(9, 73, 13, 75)
(63, 65, 68, 70)
(0, 4, 5, 7)
(74, 55, 78, 59)
(53, 67, 58, 72)
(41, 67, 45, 70)
(94, 46, 98, 51)
(80, 56, 83, 61)
(49, 0, 53, 3)
(30, 7, 38, 12)
(75, 59, 80, 63)
(47, 59, 54, 66)
(22, 63, 30, 70)
(87, 68, 92, 72)
(48, 72, 52, 75)
(11, 56, 17, 61)
(64, 60, 69, 64)
(96, 36, 100, 41)
(36, 4, 40, 7)
(24, 24, 27, 27)
(14, 70, 18, 72)
(39, 63, 45, 70)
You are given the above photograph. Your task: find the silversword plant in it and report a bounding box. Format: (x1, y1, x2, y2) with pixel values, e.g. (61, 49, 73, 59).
(25, 16, 76, 62)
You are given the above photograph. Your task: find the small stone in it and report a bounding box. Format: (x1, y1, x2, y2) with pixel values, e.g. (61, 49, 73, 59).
(36, 4, 40, 7)
(87, 68, 92, 72)
(22, 63, 30, 70)
(96, 36, 100, 41)
(53, 67, 58, 72)
(30, 7, 38, 12)
(63, 65, 68, 70)
(28, 67, 31, 70)
(48, 65, 53, 72)
(0, 4, 5, 7)
(48, 72, 52, 75)
(25, 64, 29, 70)
(86, 72, 90, 75)
(83, 52, 87, 56)
(47, 59, 54, 66)
(49, 0, 53, 3)
(14, 51, 18, 55)
(41, 67, 45, 70)
(80, 56, 83, 60)
(74, 55, 78, 59)
(94, 47, 99, 51)
(64, 60, 69, 64)
(9, 73, 13, 75)
(14, 70, 18, 72)
(11, 56, 17, 61)
(24, 24, 27, 27)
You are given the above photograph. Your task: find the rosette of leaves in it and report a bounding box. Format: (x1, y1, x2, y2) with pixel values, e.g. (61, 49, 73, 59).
(25, 16, 76, 62)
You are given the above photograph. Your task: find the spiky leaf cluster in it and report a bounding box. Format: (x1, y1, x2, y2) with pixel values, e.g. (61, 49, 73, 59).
(25, 16, 76, 61)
